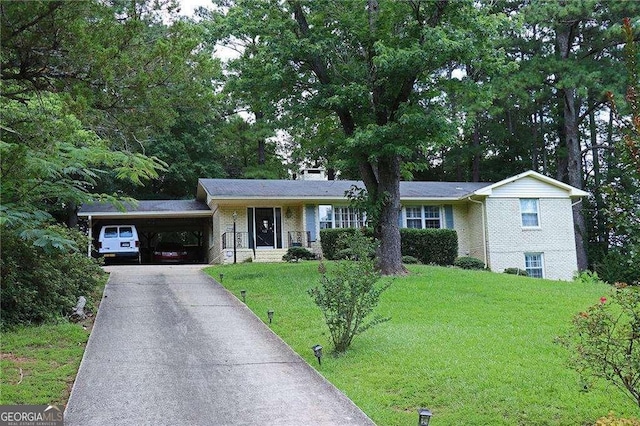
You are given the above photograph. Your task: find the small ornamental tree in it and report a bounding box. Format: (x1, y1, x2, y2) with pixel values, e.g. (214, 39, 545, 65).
(560, 284, 640, 407)
(308, 231, 391, 354)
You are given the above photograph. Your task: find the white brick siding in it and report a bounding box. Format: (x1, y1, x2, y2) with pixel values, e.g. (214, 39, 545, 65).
(484, 197, 578, 280)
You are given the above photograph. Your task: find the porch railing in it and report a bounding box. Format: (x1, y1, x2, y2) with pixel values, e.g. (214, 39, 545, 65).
(288, 231, 312, 248)
(222, 232, 251, 250)
(221, 231, 311, 250)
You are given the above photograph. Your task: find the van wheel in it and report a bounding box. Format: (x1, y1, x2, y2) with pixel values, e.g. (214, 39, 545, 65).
(138, 254, 142, 265)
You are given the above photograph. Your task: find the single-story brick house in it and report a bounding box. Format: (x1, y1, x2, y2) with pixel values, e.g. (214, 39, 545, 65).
(194, 169, 588, 280)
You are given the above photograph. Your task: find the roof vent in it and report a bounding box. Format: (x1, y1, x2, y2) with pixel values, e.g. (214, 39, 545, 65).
(298, 168, 327, 181)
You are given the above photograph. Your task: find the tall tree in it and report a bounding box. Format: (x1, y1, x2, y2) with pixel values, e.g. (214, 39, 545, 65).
(1, 0, 217, 242)
(209, 0, 508, 274)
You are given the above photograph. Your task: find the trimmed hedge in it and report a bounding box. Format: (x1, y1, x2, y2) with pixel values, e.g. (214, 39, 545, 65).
(454, 256, 486, 270)
(320, 228, 458, 266)
(400, 228, 458, 266)
(283, 246, 316, 262)
(504, 267, 528, 276)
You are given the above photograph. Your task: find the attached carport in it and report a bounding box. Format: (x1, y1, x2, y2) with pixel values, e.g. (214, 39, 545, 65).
(78, 200, 213, 264)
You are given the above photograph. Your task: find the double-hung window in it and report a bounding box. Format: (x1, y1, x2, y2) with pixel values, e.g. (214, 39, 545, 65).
(403, 206, 442, 229)
(319, 205, 366, 229)
(524, 253, 544, 278)
(520, 198, 540, 227)
(405, 207, 423, 229)
(424, 206, 441, 228)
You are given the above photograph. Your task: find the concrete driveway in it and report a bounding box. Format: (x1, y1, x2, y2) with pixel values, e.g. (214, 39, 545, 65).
(65, 265, 374, 426)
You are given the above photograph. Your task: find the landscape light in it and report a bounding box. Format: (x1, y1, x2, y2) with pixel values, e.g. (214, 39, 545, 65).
(267, 310, 274, 324)
(240, 289, 246, 303)
(417, 408, 432, 426)
(312, 344, 323, 365)
(219, 273, 224, 282)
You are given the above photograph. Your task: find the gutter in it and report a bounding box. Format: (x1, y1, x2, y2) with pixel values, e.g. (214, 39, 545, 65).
(468, 197, 488, 268)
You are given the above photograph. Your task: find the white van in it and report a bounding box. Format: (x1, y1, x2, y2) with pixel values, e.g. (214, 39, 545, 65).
(98, 225, 140, 263)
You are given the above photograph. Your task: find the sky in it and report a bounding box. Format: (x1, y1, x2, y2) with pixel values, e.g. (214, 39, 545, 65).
(178, 0, 211, 16)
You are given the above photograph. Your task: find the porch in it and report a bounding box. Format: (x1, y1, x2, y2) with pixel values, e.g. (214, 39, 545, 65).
(220, 231, 312, 263)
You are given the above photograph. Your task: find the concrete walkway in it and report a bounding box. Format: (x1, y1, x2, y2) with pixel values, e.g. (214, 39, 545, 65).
(65, 265, 374, 426)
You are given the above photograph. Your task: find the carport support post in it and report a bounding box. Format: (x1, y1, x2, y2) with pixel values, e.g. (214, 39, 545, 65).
(88, 216, 93, 257)
(232, 211, 238, 264)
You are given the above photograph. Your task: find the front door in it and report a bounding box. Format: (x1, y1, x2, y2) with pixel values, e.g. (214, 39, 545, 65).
(255, 208, 274, 248)
(250, 207, 282, 249)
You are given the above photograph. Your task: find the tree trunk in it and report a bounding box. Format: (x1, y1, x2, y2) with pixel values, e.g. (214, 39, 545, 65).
(255, 111, 266, 165)
(589, 105, 607, 261)
(471, 120, 481, 182)
(557, 26, 588, 271)
(372, 156, 407, 275)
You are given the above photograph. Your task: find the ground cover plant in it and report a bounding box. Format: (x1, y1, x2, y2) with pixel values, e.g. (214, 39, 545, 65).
(206, 262, 639, 425)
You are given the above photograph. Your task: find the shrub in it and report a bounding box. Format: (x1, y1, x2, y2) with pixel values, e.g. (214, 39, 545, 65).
(309, 231, 391, 354)
(320, 228, 458, 265)
(319, 228, 359, 260)
(283, 246, 316, 262)
(504, 267, 528, 276)
(454, 256, 486, 270)
(0, 225, 106, 328)
(558, 285, 640, 407)
(595, 250, 640, 285)
(402, 255, 420, 264)
(574, 270, 606, 285)
(400, 228, 458, 265)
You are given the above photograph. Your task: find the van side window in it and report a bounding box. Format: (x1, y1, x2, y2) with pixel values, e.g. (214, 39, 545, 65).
(119, 227, 133, 238)
(104, 227, 118, 238)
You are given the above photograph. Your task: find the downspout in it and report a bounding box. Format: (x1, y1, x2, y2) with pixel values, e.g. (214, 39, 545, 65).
(467, 197, 488, 268)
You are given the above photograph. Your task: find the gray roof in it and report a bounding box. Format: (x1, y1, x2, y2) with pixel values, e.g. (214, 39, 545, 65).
(198, 178, 491, 200)
(79, 199, 211, 215)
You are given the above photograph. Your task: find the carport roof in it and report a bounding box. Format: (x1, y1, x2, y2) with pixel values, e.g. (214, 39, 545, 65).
(78, 199, 212, 219)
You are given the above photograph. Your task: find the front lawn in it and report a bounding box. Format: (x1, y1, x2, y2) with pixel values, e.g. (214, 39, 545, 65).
(206, 262, 638, 425)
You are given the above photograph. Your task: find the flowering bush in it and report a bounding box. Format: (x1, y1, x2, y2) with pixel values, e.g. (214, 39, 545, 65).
(559, 284, 640, 407)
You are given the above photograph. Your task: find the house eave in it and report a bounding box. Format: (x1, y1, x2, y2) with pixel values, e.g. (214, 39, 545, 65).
(78, 210, 213, 219)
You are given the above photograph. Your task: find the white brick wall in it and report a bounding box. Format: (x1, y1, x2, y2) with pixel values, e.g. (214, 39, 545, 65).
(484, 198, 578, 280)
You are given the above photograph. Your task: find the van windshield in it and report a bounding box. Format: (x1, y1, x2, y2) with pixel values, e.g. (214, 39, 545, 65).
(119, 227, 133, 238)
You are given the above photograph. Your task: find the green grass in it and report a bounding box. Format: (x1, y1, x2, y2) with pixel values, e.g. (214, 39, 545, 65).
(1, 273, 107, 406)
(0, 322, 91, 405)
(206, 262, 639, 425)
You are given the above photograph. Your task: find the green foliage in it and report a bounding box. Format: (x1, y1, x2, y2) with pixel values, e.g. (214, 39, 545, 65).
(308, 232, 391, 353)
(320, 228, 458, 265)
(574, 270, 607, 286)
(400, 228, 458, 266)
(504, 267, 529, 276)
(282, 246, 316, 262)
(454, 256, 486, 270)
(0, 225, 106, 328)
(402, 255, 420, 264)
(319, 228, 359, 260)
(210, 0, 510, 274)
(559, 285, 640, 407)
(596, 249, 640, 286)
